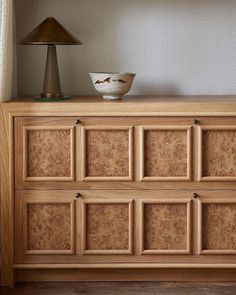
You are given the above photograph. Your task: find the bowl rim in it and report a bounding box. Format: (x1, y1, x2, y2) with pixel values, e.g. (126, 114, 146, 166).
(89, 72, 136, 76)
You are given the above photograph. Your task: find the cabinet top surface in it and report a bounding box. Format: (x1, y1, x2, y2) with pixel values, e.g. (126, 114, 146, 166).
(2, 96, 236, 115)
(7, 95, 236, 103)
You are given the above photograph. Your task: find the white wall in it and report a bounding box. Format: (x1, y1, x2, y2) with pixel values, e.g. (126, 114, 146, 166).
(15, 0, 236, 96)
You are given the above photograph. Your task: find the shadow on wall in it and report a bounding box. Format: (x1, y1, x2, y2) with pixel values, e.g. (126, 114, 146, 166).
(15, 0, 236, 96)
(134, 80, 181, 96)
(15, 0, 127, 96)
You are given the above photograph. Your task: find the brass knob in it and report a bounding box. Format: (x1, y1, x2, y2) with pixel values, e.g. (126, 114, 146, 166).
(76, 193, 81, 199)
(192, 193, 198, 199)
(76, 119, 81, 125)
(193, 119, 199, 125)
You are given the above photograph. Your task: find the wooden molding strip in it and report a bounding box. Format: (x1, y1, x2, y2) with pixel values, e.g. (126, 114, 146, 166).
(14, 263, 236, 269)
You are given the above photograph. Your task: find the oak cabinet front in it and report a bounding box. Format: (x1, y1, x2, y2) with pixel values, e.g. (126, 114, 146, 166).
(13, 117, 236, 267)
(15, 117, 135, 186)
(197, 191, 236, 255)
(15, 117, 76, 185)
(197, 118, 236, 181)
(79, 122, 133, 181)
(4, 98, 236, 285)
(15, 191, 76, 262)
(15, 116, 195, 187)
(15, 190, 194, 263)
(78, 192, 134, 255)
(139, 197, 192, 254)
(16, 116, 236, 184)
(15, 190, 135, 263)
(139, 126, 192, 181)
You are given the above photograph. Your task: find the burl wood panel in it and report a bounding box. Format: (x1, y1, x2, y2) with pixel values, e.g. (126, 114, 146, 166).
(86, 203, 129, 250)
(27, 130, 71, 177)
(202, 203, 236, 250)
(144, 203, 187, 250)
(27, 203, 71, 250)
(203, 130, 236, 177)
(144, 130, 187, 177)
(86, 130, 129, 177)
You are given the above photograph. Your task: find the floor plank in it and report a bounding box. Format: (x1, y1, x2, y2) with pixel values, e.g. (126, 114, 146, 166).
(1, 282, 236, 295)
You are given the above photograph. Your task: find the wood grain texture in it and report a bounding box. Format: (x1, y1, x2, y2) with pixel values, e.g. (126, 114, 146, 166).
(197, 194, 236, 255)
(3, 97, 236, 286)
(143, 203, 187, 251)
(79, 193, 134, 255)
(26, 129, 71, 178)
(6, 95, 236, 116)
(15, 179, 236, 190)
(14, 269, 236, 282)
(16, 190, 236, 265)
(203, 130, 236, 177)
(139, 126, 192, 182)
(2, 282, 236, 294)
(28, 203, 71, 251)
(86, 203, 129, 251)
(80, 125, 133, 182)
(86, 130, 129, 177)
(203, 203, 236, 251)
(144, 130, 187, 177)
(15, 191, 76, 262)
(139, 195, 192, 255)
(13, 263, 236, 269)
(15, 117, 236, 189)
(15, 118, 76, 185)
(0, 105, 14, 286)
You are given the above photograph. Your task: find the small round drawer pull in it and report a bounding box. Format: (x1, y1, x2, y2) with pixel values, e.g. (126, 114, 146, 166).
(193, 119, 199, 125)
(192, 193, 198, 199)
(76, 119, 81, 125)
(76, 193, 81, 199)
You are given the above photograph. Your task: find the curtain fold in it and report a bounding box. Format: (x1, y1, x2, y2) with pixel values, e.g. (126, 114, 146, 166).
(0, 0, 16, 102)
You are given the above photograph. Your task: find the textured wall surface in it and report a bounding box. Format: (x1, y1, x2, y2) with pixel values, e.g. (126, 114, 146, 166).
(15, 0, 236, 96)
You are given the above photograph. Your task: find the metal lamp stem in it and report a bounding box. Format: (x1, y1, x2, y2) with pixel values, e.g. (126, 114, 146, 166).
(41, 45, 63, 98)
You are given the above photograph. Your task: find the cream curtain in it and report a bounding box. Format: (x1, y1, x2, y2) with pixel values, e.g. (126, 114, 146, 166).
(0, 0, 16, 102)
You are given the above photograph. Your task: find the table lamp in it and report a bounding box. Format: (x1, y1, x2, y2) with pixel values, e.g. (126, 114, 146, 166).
(20, 17, 82, 101)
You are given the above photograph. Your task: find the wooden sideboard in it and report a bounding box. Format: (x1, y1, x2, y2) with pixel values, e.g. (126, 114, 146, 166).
(1, 96, 236, 286)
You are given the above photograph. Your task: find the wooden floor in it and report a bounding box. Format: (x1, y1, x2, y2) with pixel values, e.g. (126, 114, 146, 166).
(1, 282, 236, 295)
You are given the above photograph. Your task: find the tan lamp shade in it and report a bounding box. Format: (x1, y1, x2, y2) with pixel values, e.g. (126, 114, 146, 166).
(20, 17, 82, 100)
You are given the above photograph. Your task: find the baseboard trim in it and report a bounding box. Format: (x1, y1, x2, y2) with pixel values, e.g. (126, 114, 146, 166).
(15, 268, 236, 282)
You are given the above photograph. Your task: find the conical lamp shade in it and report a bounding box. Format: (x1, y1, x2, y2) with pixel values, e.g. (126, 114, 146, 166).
(20, 17, 82, 45)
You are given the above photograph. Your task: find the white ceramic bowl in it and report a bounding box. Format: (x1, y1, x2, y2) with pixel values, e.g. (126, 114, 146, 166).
(90, 72, 136, 100)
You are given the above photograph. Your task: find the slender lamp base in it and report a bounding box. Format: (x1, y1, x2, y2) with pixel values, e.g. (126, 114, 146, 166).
(41, 45, 67, 100)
